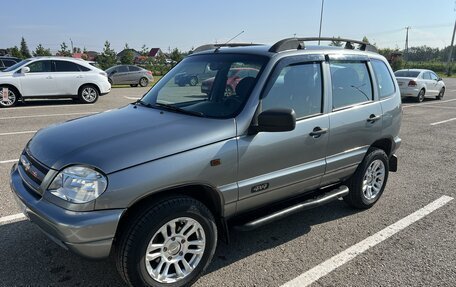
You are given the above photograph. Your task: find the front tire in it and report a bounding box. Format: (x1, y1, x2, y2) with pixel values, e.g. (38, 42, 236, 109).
(115, 196, 217, 287)
(189, 76, 198, 86)
(0, 86, 20, 108)
(344, 148, 389, 209)
(436, 87, 445, 100)
(78, 85, 99, 104)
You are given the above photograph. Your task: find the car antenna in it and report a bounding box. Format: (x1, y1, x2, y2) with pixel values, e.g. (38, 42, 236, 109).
(215, 30, 245, 52)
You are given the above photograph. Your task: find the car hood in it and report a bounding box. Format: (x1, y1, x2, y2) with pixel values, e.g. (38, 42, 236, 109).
(28, 104, 236, 174)
(0, 71, 14, 77)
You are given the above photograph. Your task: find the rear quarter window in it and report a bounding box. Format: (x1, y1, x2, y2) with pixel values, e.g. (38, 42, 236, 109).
(371, 59, 395, 99)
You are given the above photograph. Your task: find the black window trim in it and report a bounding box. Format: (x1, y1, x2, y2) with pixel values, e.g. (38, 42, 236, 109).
(371, 58, 396, 100)
(259, 55, 325, 122)
(329, 59, 374, 111)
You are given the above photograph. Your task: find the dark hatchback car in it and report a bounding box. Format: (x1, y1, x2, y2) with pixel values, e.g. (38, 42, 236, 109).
(0, 57, 22, 71)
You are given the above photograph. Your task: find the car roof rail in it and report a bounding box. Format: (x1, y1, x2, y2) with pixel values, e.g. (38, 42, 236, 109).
(193, 43, 261, 53)
(269, 37, 378, 53)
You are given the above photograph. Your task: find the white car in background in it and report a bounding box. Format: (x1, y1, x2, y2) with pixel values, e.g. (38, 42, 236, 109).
(0, 57, 111, 107)
(394, 69, 445, 102)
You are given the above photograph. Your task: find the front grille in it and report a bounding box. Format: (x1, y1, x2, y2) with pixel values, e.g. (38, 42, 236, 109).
(18, 150, 50, 197)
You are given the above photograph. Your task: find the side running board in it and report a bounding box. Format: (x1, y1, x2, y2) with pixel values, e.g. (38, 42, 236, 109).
(236, 185, 349, 231)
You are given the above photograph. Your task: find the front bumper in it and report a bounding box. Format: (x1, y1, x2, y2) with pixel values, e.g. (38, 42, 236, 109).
(99, 80, 111, 95)
(10, 164, 124, 260)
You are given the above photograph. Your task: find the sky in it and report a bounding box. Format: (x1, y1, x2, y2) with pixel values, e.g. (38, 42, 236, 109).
(1, 0, 455, 54)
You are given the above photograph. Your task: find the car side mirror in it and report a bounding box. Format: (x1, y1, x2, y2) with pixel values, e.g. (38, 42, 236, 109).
(252, 108, 296, 133)
(21, 67, 30, 74)
(438, 77, 442, 81)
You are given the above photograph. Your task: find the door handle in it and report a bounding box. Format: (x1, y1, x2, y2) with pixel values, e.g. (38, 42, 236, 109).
(367, 114, 381, 123)
(46, 76, 53, 79)
(76, 75, 83, 78)
(309, 127, 328, 138)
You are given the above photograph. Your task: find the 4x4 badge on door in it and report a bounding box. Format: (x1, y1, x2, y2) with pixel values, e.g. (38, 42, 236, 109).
(251, 183, 269, 193)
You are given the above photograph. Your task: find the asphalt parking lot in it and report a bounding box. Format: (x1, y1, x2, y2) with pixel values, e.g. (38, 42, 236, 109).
(1, 80, 456, 286)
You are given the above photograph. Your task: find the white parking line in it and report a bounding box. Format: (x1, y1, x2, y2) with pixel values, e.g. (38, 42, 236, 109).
(124, 96, 141, 100)
(0, 112, 97, 120)
(0, 213, 26, 225)
(430, 117, 456, 126)
(0, 130, 36, 136)
(0, 159, 18, 164)
(402, 98, 456, 108)
(281, 195, 453, 287)
(0, 103, 95, 111)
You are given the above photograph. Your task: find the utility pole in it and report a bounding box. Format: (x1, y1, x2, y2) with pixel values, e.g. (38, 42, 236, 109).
(404, 26, 411, 67)
(70, 38, 74, 53)
(446, 19, 456, 76)
(318, 0, 324, 45)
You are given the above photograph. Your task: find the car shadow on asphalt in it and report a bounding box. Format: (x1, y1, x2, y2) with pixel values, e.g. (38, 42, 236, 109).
(204, 200, 358, 276)
(0, 200, 357, 286)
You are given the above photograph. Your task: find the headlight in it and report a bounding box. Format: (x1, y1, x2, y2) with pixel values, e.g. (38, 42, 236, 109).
(48, 166, 108, 203)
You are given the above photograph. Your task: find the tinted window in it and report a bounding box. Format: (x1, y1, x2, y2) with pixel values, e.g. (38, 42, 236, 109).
(27, 60, 52, 73)
(262, 62, 322, 118)
(422, 72, 431, 80)
(118, 66, 128, 73)
(128, 65, 140, 72)
(54, 60, 81, 72)
(78, 64, 91, 71)
(4, 59, 30, 72)
(371, 59, 395, 99)
(394, 71, 420, 77)
(3, 60, 16, 67)
(330, 61, 372, 109)
(0, 60, 4, 68)
(430, 72, 438, 81)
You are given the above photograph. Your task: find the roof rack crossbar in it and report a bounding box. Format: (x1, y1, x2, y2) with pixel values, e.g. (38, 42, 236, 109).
(269, 37, 377, 53)
(193, 43, 260, 53)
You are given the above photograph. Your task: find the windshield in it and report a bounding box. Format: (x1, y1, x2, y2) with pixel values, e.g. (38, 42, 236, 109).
(3, 59, 30, 72)
(140, 54, 267, 118)
(394, 70, 420, 77)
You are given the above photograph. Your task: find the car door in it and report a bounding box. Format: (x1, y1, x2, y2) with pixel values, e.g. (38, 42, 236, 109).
(52, 60, 86, 96)
(128, 65, 142, 84)
(321, 55, 382, 186)
(236, 55, 329, 212)
(113, 65, 129, 84)
(19, 60, 55, 97)
(421, 72, 435, 95)
(429, 71, 442, 94)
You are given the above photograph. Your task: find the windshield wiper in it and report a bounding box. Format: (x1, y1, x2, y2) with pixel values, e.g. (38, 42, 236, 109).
(154, 102, 205, 117)
(134, 99, 154, 108)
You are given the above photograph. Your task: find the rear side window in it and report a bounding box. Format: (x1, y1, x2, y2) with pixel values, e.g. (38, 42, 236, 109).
(128, 66, 140, 72)
(54, 61, 81, 72)
(3, 59, 16, 67)
(330, 61, 372, 109)
(371, 59, 395, 99)
(118, 66, 128, 73)
(262, 62, 322, 118)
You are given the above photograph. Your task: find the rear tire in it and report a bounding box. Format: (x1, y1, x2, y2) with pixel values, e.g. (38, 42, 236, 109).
(344, 148, 389, 209)
(78, 85, 99, 104)
(436, 87, 445, 100)
(115, 196, 217, 287)
(416, 89, 425, 103)
(0, 86, 20, 108)
(139, 77, 149, 87)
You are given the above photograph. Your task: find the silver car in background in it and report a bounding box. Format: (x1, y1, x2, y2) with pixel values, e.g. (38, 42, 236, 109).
(395, 69, 445, 102)
(106, 64, 153, 87)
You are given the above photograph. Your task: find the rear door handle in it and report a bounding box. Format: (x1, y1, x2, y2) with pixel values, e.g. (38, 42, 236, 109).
(46, 76, 53, 79)
(309, 127, 328, 138)
(76, 75, 83, 78)
(367, 114, 381, 123)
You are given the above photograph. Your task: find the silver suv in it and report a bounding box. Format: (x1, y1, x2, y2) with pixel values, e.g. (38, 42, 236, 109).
(10, 38, 401, 287)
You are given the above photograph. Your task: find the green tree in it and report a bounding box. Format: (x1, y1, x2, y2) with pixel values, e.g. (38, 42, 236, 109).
(9, 46, 23, 58)
(73, 47, 82, 53)
(140, 44, 149, 56)
(20, 37, 32, 58)
(58, 42, 72, 57)
(33, 44, 52, 56)
(362, 36, 370, 44)
(329, 36, 343, 47)
(170, 48, 183, 62)
(97, 41, 117, 70)
(120, 43, 135, 65)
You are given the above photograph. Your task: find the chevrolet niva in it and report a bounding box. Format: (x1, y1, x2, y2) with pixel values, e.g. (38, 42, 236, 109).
(11, 37, 401, 286)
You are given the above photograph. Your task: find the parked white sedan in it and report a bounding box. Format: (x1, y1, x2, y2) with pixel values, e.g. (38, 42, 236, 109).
(395, 69, 445, 102)
(0, 57, 111, 107)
